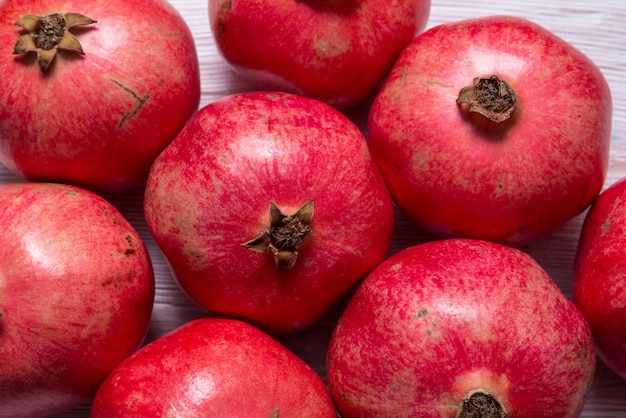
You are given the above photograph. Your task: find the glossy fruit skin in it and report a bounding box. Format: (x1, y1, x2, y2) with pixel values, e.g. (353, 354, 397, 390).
(208, 0, 431, 109)
(91, 318, 337, 417)
(144, 91, 395, 334)
(0, 183, 154, 418)
(368, 15, 612, 246)
(0, 0, 200, 192)
(574, 177, 626, 380)
(326, 239, 595, 417)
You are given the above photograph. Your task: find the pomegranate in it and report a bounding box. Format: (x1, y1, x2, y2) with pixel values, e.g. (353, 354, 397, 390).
(368, 15, 612, 246)
(574, 177, 626, 380)
(0, 0, 200, 192)
(208, 0, 431, 109)
(91, 318, 337, 417)
(326, 239, 595, 417)
(144, 91, 395, 333)
(0, 182, 154, 418)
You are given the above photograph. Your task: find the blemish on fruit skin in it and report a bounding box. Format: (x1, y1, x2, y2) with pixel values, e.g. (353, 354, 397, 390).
(415, 307, 429, 319)
(602, 196, 622, 236)
(314, 38, 349, 59)
(390, 263, 402, 271)
(214, 0, 233, 42)
(123, 234, 136, 257)
(496, 182, 504, 196)
(109, 78, 150, 130)
(424, 79, 453, 90)
(101, 271, 137, 289)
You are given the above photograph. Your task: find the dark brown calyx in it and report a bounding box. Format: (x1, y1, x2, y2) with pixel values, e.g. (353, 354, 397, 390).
(457, 75, 516, 123)
(242, 200, 314, 273)
(13, 12, 97, 72)
(268, 409, 280, 418)
(456, 390, 507, 418)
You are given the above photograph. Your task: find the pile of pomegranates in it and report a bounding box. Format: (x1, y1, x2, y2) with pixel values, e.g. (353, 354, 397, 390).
(0, 0, 622, 416)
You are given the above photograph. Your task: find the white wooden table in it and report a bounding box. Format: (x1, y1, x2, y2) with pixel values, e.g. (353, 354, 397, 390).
(1, 0, 623, 416)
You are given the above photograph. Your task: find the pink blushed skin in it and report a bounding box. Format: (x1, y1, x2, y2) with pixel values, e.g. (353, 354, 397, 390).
(0, 0, 200, 192)
(144, 91, 395, 334)
(208, 0, 431, 109)
(326, 239, 595, 417)
(0, 183, 155, 418)
(574, 177, 626, 380)
(91, 318, 338, 417)
(368, 15, 612, 246)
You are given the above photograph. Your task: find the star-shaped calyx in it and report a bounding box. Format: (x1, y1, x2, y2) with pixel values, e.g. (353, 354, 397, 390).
(456, 75, 517, 123)
(242, 200, 314, 273)
(13, 12, 97, 72)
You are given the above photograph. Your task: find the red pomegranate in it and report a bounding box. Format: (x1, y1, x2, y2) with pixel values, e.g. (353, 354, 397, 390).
(368, 15, 612, 246)
(91, 318, 338, 416)
(144, 91, 395, 333)
(0, 182, 154, 418)
(209, 0, 431, 108)
(574, 176, 626, 381)
(0, 0, 200, 192)
(327, 239, 595, 417)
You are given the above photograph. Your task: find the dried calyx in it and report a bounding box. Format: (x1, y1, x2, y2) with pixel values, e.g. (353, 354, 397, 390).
(457, 75, 517, 123)
(456, 390, 507, 418)
(242, 200, 314, 273)
(13, 12, 97, 72)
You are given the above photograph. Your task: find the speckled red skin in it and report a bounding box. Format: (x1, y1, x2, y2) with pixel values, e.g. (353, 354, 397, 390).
(326, 239, 595, 417)
(368, 16, 612, 246)
(574, 177, 626, 380)
(91, 318, 337, 417)
(144, 91, 395, 334)
(0, 183, 154, 418)
(0, 0, 200, 192)
(209, 0, 431, 109)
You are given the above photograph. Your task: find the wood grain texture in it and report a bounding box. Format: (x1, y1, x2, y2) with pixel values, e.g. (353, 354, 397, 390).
(0, 0, 622, 416)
